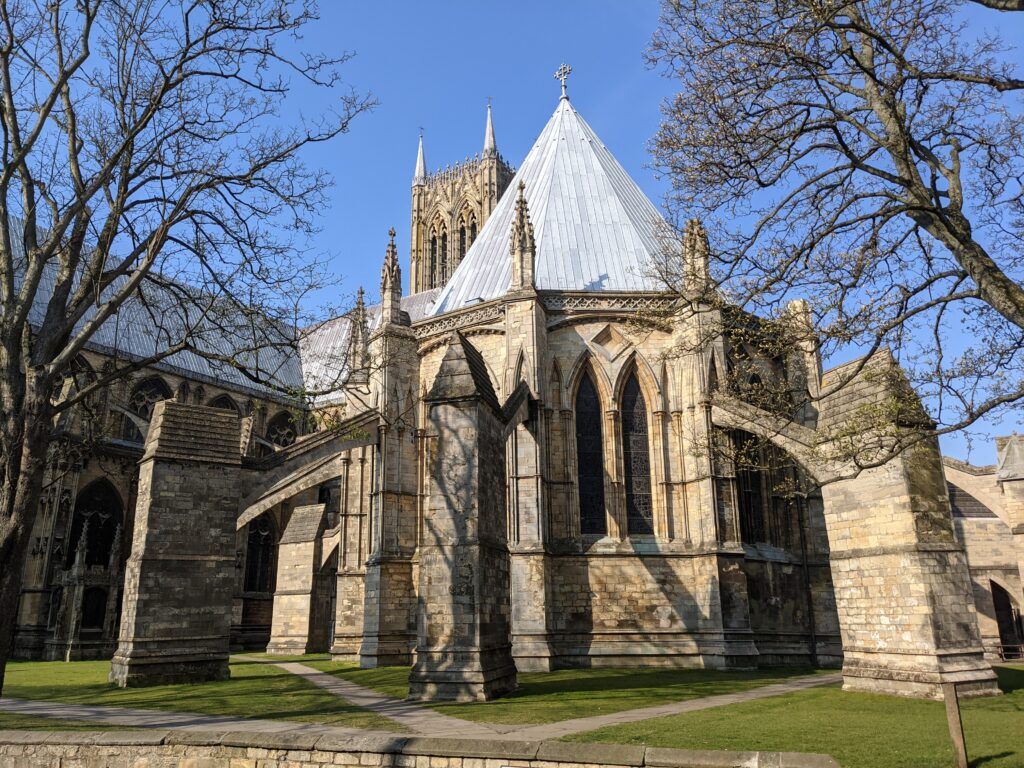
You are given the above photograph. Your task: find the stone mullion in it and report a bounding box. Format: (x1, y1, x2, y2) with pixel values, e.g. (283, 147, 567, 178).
(651, 408, 670, 540)
(606, 408, 624, 539)
(671, 410, 691, 545)
(562, 408, 579, 540)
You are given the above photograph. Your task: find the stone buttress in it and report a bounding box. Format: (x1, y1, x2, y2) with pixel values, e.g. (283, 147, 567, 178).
(266, 503, 331, 654)
(359, 229, 421, 667)
(409, 333, 517, 700)
(110, 402, 240, 686)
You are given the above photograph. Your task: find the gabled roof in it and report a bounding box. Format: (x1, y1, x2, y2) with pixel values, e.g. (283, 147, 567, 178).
(430, 97, 667, 316)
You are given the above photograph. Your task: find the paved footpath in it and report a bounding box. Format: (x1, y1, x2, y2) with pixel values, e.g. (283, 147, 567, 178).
(0, 664, 840, 742)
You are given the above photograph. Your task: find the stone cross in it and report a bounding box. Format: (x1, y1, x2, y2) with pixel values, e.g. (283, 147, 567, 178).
(554, 63, 572, 98)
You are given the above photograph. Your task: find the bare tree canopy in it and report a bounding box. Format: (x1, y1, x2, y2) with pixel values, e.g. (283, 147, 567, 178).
(649, 0, 1024, 454)
(0, 0, 372, 690)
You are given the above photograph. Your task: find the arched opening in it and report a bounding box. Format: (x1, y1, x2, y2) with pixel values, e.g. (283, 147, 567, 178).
(80, 586, 109, 630)
(429, 233, 438, 289)
(207, 393, 240, 413)
(244, 515, 278, 595)
(121, 376, 172, 443)
(458, 220, 467, 265)
(575, 371, 607, 536)
(621, 373, 653, 536)
(730, 428, 804, 548)
(440, 229, 449, 283)
(469, 216, 477, 246)
(66, 480, 124, 569)
(265, 410, 297, 448)
(992, 581, 1023, 659)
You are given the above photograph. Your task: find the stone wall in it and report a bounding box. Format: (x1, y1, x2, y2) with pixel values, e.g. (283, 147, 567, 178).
(0, 730, 840, 768)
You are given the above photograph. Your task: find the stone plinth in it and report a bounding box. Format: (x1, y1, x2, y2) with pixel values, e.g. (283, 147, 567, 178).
(409, 334, 517, 701)
(110, 402, 241, 687)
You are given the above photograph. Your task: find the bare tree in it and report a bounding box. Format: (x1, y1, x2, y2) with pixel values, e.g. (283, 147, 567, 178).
(0, 0, 372, 690)
(648, 0, 1024, 463)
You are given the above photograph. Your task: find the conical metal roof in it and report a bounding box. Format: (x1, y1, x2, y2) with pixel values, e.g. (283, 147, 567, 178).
(430, 97, 666, 316)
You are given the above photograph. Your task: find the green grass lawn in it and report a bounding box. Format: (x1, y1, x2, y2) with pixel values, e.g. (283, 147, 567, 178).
(307, 661, 831, 725)
(565, 665, 1024, 768)
(1, 657, 399, 731)
(0, 712, 129, 731)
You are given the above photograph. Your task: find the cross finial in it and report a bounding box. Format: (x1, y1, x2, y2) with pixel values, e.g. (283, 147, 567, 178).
(554, 63, 572, 99)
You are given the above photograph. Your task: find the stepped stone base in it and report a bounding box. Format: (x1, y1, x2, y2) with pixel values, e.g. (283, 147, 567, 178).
(408, 647, 518, 701)
(109, 653, 228, 687)
(841, 650, 1000, 699)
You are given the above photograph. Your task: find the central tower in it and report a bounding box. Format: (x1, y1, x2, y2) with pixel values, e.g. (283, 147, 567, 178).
(409, 104, 514, 293)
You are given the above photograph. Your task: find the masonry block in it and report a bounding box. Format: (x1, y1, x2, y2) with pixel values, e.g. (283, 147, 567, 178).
(110, 402, 241, 686)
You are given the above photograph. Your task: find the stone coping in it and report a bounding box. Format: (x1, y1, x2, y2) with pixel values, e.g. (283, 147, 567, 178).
(0, 729, 840, 767)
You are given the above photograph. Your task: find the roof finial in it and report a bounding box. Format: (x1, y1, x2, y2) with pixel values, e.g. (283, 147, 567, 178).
(554, 63, 572, 100)
(483, 99, 497, 158)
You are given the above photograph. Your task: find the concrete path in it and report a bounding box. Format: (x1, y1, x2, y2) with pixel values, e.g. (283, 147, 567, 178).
(499, 673, 842, 741)
(269, 661, 504, 738)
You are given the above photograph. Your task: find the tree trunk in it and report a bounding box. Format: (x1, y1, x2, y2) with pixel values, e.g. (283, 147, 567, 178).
(0, 376, 55, 695)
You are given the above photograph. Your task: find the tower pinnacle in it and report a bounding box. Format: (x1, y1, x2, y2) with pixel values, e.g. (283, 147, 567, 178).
(483, 100, 497, 158)
(413, 131, 426, 185)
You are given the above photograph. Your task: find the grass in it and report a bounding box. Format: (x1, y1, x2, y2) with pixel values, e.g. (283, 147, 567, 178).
(0, 712, 129, 731)
(306, 661, 832, 725)
(1, 657, 399, 731)
(565, 665, 1024, 768)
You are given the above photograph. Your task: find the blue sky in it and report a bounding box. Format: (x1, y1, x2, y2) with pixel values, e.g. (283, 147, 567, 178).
(285, 2, 1024, 464)
(290, 1, 675, 302)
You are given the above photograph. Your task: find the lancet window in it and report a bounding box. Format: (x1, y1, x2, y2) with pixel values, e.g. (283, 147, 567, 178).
(575, 372, 607, 535)
(621, 373, 653, 535)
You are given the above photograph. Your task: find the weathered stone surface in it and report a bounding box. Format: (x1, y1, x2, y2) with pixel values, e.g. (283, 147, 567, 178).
(110, 402, 241, 687)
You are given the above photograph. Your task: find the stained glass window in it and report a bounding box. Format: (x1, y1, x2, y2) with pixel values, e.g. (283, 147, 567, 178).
(121, 376, 171, 443)
(621, 374, 653, 535)
(575, 372, 607, 535)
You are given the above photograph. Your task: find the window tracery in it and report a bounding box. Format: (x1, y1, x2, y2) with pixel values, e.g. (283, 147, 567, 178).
(621, 373, 653, 535)
(121, 376, 172, 443)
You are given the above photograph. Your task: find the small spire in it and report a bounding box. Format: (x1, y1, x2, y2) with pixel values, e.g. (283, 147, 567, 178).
(413, 131, 426, 186)
(483, 99, 497, 158)
(682, 218, 710, 292)
(554, 63, 572, 100)
(510, 181, 536, 290)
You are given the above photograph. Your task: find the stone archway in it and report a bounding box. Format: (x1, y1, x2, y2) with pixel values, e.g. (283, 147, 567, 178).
(709, 388, 997, 699)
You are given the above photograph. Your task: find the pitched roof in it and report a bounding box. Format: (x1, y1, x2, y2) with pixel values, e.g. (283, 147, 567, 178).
(430, 97, 667, 316)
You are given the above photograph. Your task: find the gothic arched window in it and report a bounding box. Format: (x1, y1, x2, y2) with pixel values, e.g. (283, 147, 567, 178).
(575, 372, 607, 535)
(244, 515, 278, 594)
(121, 376, 172, 443)
(265, 410, 297, 448)
(440, 229, 449, 283)
(621, 373, 654, 535)
(470, 219, 478, 245)
(66, 479, 123, 569)
(429, 234, 438, 289)
(208, 393, 240, 413)
(458, 222, 467, 264)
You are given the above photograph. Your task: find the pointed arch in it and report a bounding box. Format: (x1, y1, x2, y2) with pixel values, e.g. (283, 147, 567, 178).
(67, 479, 124, 569)
(566, 349, 613, 409)
(611, 350, 661, 409)
(707, 355, 720, 393)
(575, 368, 607, 536)
(548, 360, 564, 409)
(207, 393, 240, 413)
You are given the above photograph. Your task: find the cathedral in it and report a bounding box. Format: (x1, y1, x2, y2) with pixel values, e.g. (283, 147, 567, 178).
(14, 75, 1023, 702)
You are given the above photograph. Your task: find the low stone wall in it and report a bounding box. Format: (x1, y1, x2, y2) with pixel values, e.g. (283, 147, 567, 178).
(0, 729, 840, 767)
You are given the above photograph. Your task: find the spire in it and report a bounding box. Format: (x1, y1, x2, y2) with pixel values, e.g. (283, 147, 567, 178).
(509, 181, 536, 290)
(483, 99, 497, 158)
(381, 227, 404, 325)
(682, 218, 710, 293)
(413, 131, 426, 186)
